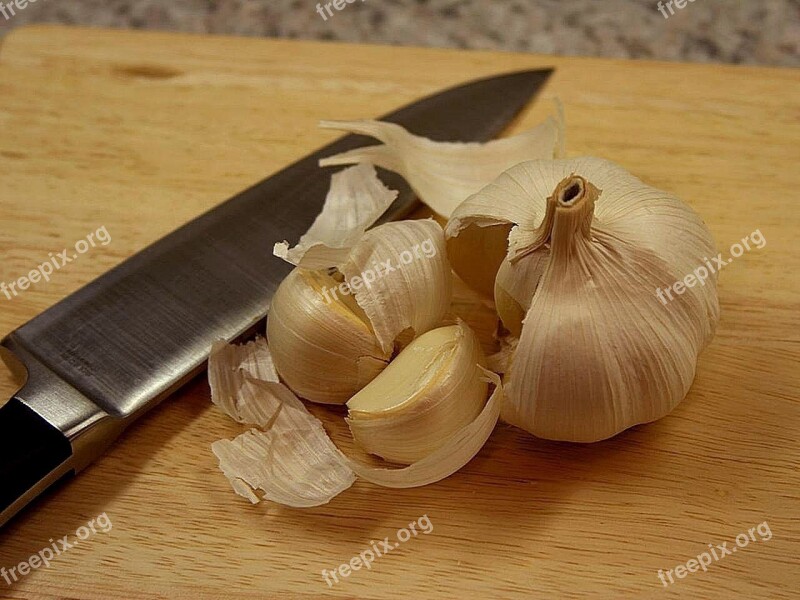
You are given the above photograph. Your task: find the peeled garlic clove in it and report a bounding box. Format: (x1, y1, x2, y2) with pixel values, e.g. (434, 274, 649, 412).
(318, 111, 563, 219)
(348, 368, 502, 487)
(267, 268, 391, 404)
(273, 164, 398, 270)
(341, 219, 452, 353)
(449, 158, 720, 441)
(346, 322, 488, 464)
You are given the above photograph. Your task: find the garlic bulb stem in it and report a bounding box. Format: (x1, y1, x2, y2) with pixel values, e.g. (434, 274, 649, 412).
(510, 175, 598, 265)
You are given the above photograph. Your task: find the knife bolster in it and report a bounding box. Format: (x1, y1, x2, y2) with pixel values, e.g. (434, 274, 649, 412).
(0, 338, 123, 528)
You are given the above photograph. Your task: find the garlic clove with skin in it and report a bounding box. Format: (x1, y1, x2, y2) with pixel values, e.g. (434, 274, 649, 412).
(267, 267, 391, 405)
(347, 322, 488, 464)
(268, 218, 453, 404)
(340, 219, 453, 354)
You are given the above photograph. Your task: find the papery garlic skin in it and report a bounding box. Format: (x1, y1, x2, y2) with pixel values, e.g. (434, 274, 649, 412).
(447, 158, 720, 442)
(209, 338, 356, 506)
(274, 164, 398, 270)
(341, 219, 453, 353)
(267, 268, 391, 404)
(347, 322, 488, 464)
(318, 114, 563, 219)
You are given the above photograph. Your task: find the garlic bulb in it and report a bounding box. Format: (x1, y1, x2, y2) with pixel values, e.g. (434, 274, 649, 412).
(347, 322, 488, 464)
(267, 267, 391, 404)
(318, 110, 563, 219)
(447, 157, 720, 442)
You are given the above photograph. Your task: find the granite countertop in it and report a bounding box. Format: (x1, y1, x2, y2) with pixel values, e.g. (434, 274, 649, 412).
(0, 0, 798, 67)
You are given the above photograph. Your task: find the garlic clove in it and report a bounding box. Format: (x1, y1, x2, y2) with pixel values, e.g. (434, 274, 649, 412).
(346, 322, 488, 464)
(445, 222, 511, 298)
(348, 368, 502, 487)
(445, 158, 555, 300)
(273, 164, 398, 270)
(340, 219, 453, 353)
(267, 267, 391, 404)
(318, 111, 563, 219)
(493, 249, 552, 337)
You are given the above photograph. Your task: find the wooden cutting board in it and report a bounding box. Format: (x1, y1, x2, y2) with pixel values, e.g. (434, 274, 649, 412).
(0, 25, 797, 600)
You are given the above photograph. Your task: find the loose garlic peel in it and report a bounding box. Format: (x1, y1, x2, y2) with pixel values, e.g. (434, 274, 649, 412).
(346, 322, 488, 464)
(448, 157, 720, 442)
(318, 109, 563, 219)
(273, 164, 398, 270)
(267, 268, 391, 405)
(209, 337, 502, 506)
(209, 339, 356, 506)
(340, 219, 452, 353)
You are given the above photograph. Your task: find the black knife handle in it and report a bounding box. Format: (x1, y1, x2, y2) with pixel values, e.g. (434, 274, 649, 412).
(0, 398, 73, 515)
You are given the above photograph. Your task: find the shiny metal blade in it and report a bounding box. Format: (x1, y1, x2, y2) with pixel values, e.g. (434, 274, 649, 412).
(6, 68, 554, 419)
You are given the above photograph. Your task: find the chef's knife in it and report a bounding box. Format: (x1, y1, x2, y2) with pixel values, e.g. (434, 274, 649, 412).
(0, 68, 553, 527)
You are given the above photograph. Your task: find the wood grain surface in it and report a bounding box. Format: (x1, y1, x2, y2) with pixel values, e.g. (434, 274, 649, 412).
(0, 25, 798, 600)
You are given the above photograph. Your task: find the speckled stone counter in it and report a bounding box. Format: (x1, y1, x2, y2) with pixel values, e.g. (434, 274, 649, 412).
(1, 0, 798, 66)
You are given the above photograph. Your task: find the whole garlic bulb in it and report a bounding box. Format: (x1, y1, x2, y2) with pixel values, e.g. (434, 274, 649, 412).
(447, 157, 720, 442)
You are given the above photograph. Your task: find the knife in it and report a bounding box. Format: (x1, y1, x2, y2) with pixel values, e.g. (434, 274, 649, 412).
(0, 68, 553, 528)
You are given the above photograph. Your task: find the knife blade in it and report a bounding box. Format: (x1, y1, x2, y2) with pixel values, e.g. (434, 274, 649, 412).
(0, 68, 553, 527)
